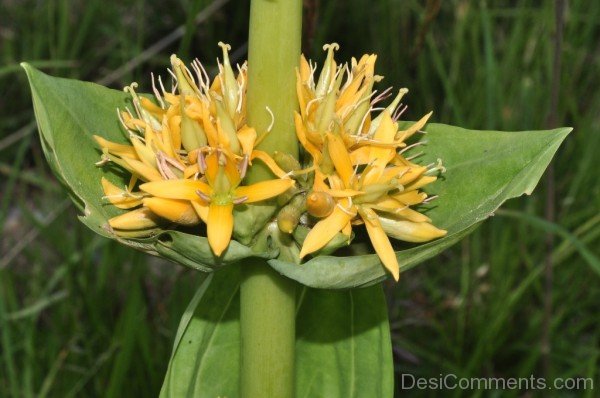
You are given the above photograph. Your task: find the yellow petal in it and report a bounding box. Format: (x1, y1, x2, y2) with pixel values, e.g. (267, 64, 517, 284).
(207, 203, 234, 256)
(299, 205, 354, 258)
(349, 146, 371, 165)
(251, 150, 288, 178)
(404, 175, 437, 191)
(360, 208, 399, 281)
(122, 157, 163, 182)
(93, 135, 137, 159)
(326, 133, 354, 187)
(183, 163, 200, 179)
(235, 179, 295, 203)
(392, 191, 427, 206)
(191, 200, 209, 223)
(140, 179, 212, 200)
(366, 112, 397, 175)
(327, 189, 364, 197)
(397, 111, 432, 140)
(379, 217, 447, 243)
(130, 136, 157, 168)
(142, 197, 200, 226)
(397, 166, 427, 186)
(101, 177, 143, 209)
(237, 126, 257, 156)
(140, 97, 165, 117)
(294, 112, 321, 161)
(395, 207, 431, 223)
(108, 208, 159, 230)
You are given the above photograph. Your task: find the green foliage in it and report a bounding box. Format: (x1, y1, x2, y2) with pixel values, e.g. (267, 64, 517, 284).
(161, 267, 393, 397)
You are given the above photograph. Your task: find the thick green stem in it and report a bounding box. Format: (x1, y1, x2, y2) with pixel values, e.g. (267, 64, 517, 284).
(241, 1, 302, 396)
(246, 0, 302, 178)
(241, 260, 296, 398)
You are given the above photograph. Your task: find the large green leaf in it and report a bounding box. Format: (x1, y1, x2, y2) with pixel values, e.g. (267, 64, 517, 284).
(161, 267, 393, 397)
(22, 64, 275, 271)
(270, 124, 571, 288)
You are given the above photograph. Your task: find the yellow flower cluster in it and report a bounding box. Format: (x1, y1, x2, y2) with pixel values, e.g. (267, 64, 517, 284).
(294, 44, 446, 280)
(95, 43, 293, 256)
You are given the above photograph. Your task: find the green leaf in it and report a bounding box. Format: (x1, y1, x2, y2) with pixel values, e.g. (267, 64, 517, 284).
(21, 64, 275, 270)
(270, 123, 571, 288)
(161, 268, 393, 397)
(295, 284, 394, 397)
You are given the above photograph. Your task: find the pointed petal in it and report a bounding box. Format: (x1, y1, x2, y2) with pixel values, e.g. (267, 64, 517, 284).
(379, 217, 447, 243)
(294, 112, 321, 161)
(360, 208, 400, 280)
(326, 133, 353, 186)
(237, 126, 257, 156)
(299, 205, 354, 258)
(122, 157, 163, 182)
(235, 179, 295, 203)
(349, 146, 371, 165)
(397, 111, 432, 140)
(404, 175, 437, 191)
(93, 135, 137, 159)
(190, 200, 209, 223)
(251, 150, 288, 178)
(101, 177, 143, 209)
(395, 207, 431, 223)
(327, 189, 364, 197)
(392, 191, 427, 205)
(203, 151, 220, 186)
(140, 179, 212, 200)
(397, 166, 427, 186)
(108, 207, 159, 230)
(142, 197, 200, 225)
(207, 203, 234, 256)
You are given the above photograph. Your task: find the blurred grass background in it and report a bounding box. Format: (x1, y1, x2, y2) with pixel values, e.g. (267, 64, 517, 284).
(0, 0, 598, 396)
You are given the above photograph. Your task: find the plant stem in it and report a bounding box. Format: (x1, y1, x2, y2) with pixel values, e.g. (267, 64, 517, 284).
(241, 260, 296, 398)
(246, 0, 302, 170)
(241, 0, 302, 397)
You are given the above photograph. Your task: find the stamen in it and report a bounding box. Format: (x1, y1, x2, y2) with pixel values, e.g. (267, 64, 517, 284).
(336, 203, 356, 217)
(236, 64, 245, 113)
(233, 196, 248, 205)
(340, 63, 353, 91)
(238, 155, 249, 179)
(157, 75, 168, 97)
(305, 97, 321, 115)
(95, 154, 110, 166)
(117, 109, 130, 132)
(265, 106, 275, 132)
(195, 189, 211, 203)
(398, 140, 427, 155)
(197, 151, 207, 174)
(129, 132, 145, 143)
(423, 195, 439, 203)
(393, 104, 408, 121)
(163, 154, 185, 171)
(405, 151, 424, 161)
(371, 87, 393, 106)
(357, 107, 371, 135)
(156, 152, 178, 180)
(425, 158, 446, 175)
(151, 73, 165, 109)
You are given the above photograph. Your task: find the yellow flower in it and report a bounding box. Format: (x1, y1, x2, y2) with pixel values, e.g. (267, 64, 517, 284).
(95, 43, 292, 256)
(139, 150, 294, 256)
(295, 44, 447, 280)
